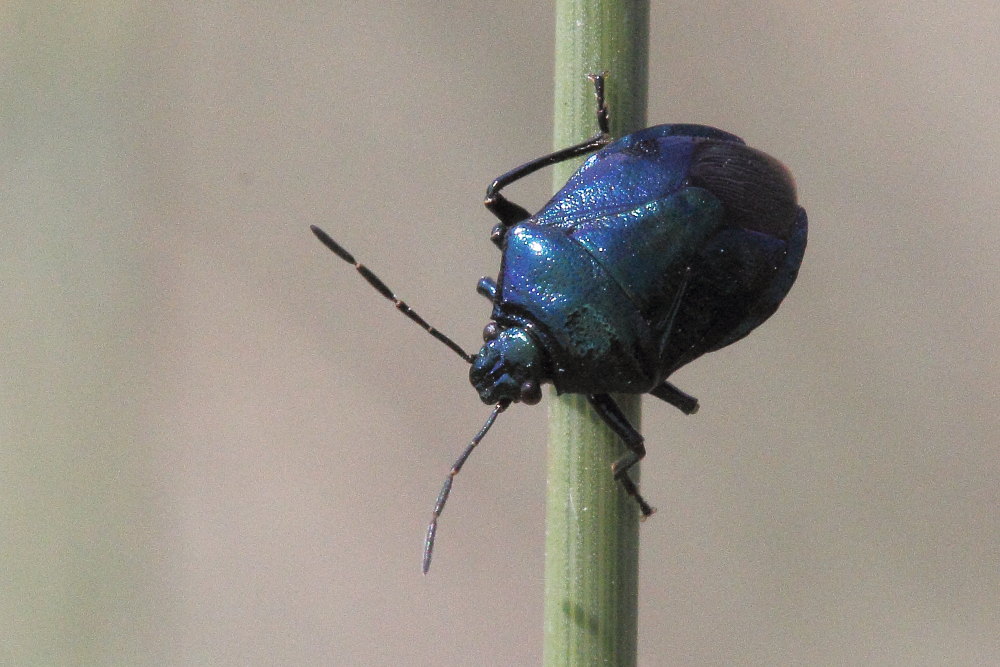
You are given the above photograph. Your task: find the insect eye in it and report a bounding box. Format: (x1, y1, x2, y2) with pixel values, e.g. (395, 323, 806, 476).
(519, 380, 541, 405)
(483, 321, 501, 342)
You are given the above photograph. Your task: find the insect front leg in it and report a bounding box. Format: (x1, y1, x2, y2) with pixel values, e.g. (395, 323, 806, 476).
(476, 277, 497, 302)
(484, 73, 612, 248)
(586, 393, 654, 517)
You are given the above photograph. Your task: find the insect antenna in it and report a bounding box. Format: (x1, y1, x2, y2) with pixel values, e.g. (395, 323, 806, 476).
(310, 225, 474, 363)
(422, 400, 510, 574)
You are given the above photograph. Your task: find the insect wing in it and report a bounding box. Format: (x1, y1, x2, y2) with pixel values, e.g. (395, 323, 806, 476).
(533, 125, 742, 227)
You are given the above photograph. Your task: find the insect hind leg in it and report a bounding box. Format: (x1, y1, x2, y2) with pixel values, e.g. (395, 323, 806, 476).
(650, 381, 699, 415)
(586, 393, 655, 517)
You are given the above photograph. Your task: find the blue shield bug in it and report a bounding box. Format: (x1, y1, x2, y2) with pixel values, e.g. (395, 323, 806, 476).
(311, 74, 806, 573)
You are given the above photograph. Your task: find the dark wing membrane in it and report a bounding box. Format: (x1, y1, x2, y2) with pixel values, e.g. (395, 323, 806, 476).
(703, 206, 808, 353)
(689, 140, 798, 238)
(660, 206, 807, 376)
(534, 125, 744, 227)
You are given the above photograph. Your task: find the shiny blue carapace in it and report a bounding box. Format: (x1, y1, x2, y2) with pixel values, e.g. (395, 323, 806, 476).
(471, 124, 806, 403)
(312, 75, 807, 571)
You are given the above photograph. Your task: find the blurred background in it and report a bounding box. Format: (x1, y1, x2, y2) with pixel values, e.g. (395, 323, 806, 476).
(3, 2, 997, 664)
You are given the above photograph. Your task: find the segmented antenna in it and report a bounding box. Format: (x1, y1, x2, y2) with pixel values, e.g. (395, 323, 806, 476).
(422, 400, 509, 574)
(310, 225, 474, 363)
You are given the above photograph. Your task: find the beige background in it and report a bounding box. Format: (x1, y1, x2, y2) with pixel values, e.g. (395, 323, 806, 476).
(4, 2, 998, 664)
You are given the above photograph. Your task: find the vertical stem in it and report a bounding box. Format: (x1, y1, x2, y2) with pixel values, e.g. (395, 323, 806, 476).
(544, 1, 650, 665)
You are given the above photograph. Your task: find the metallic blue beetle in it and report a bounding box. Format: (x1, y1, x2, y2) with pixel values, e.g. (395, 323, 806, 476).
(311, 75, 806, 572)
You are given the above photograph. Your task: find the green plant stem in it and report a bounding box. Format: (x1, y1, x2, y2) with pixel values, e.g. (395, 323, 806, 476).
(543, 1, 650, 665)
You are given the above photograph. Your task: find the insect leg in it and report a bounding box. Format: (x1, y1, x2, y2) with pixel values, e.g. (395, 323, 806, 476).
(586, 393, 655, 517)
(484, 73, 612, 248)
(650, 381, 699, 415)
(587, 393, 646, 477)
(476, 276, 497, 302)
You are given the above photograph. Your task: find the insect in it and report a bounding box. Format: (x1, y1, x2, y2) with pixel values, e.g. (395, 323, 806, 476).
(311, 74, 807, 573)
